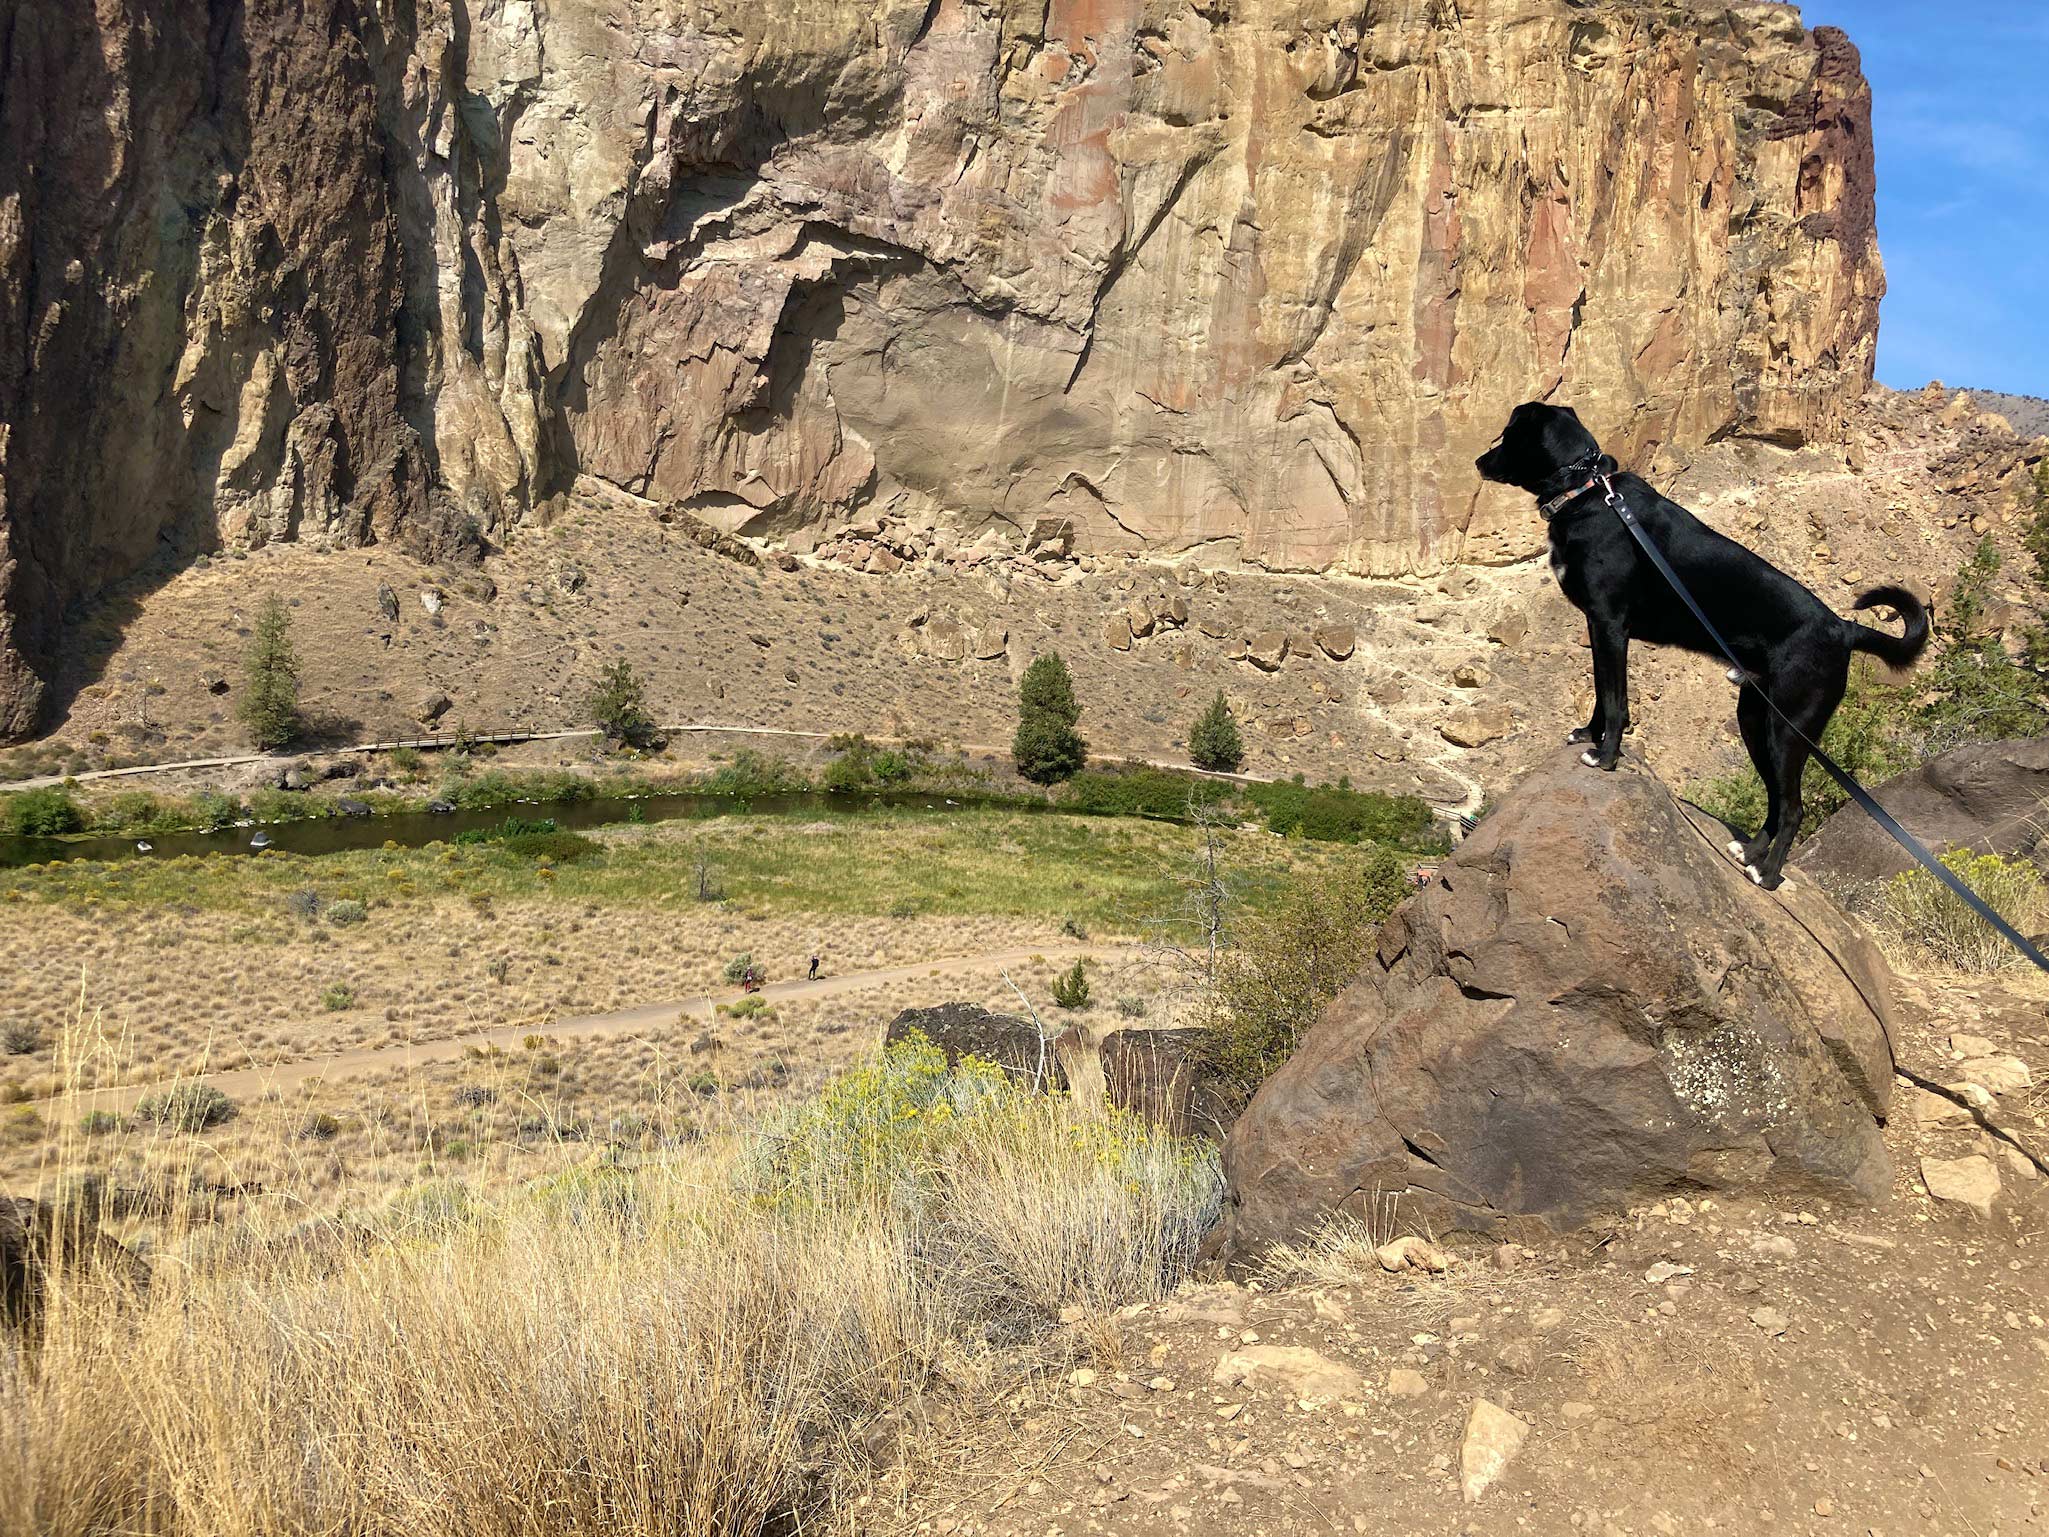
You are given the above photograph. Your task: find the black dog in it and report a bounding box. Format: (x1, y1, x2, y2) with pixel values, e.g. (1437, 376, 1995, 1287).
(1476, 401, 1929, 890)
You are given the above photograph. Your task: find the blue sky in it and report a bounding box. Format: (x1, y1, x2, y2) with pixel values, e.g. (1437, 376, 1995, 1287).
(1800, 1, 2048, 395)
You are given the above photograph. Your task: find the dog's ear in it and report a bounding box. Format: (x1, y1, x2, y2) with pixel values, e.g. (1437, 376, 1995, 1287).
(1559, 405, 1581, 422)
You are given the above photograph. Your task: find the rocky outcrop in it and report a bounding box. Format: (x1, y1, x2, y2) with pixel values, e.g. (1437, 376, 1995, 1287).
(0, 1, 1883, 735)
(1963, 388, 2049, 439)
(0, 0, 438, 735)
(884, 1001, 1059, 1086)
(1206, 746, 1900, 1260)
(1, 1195, 150, 1328)
(1096, 1027, 1239, 1140)
(1804, 737, 2049, 886)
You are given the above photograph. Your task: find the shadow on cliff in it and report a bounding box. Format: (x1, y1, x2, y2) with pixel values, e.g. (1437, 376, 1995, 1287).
(40, 575, 156, 735)
(38, 554, 358, 752)
(2, 5, 254, 737)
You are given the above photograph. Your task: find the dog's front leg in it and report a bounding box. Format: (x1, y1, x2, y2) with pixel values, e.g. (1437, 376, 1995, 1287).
(1565, 694, 1602, 746)
(1582, 620, 1629, 770)
(1567, 619, 1606, 744)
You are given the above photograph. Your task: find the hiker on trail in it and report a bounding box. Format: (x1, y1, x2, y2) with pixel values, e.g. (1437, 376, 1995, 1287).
(808, 953, 821, 981)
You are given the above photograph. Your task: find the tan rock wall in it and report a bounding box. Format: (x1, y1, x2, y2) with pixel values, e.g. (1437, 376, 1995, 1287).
(0, 0, 1881, 734)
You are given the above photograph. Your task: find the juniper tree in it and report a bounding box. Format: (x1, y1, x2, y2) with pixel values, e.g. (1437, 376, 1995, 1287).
(1012, 652, 1087, 785)
(1188, 690, 1244, 773)
(239, 595, 302, 749)
(1051, 957, 1092, 1010)
(587, 658, 655, 746)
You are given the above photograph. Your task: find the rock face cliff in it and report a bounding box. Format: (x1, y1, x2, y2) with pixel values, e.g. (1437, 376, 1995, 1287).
(0, 0, 1881, 735)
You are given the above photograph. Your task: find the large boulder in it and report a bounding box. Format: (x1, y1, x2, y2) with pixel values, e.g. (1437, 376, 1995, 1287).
(2, 1196, 149, 1328)
(1802, 737, 2049, 886)
(1096, 1028, 1240, 1140)
(1206, 746, 1899, 1262)
(884, 1003, 1060, 1088)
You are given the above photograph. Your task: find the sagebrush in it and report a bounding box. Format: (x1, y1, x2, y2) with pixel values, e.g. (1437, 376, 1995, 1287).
(1876, 848, 2047, 972)
(133, 1082, 237, 1131)
(1202, 846, 1411, 1089)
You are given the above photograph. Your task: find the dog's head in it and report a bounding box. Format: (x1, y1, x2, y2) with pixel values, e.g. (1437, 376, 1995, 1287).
(1475, 402, 1601, 493)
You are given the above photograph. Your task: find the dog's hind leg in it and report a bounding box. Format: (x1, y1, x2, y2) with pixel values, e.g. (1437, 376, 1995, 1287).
(1749, 720, 1813, 890)
(1748, 650, 1849, 889)
(1731, 688, 1775, 866)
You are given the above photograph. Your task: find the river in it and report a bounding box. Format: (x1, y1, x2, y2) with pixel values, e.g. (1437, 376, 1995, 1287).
(0, 788, 1039, 869)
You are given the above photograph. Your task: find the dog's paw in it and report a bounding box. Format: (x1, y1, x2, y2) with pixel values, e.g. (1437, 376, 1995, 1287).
(1726, 840, 1746, 858)
(1746, 864, 1765, 886)
(1726, 667, 1743, 685)
(1580, 749, 1600, 768)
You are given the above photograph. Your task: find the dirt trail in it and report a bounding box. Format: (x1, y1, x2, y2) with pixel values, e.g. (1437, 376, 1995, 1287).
(48, 944, 1112, 1116)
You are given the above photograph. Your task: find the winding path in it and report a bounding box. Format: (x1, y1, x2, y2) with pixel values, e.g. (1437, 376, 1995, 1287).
(46, 943, 1115, 1117)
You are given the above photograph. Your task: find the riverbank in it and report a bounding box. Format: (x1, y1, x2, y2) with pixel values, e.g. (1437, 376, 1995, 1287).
(1, 739, 1451, 866)
(0, 734, 996, 842)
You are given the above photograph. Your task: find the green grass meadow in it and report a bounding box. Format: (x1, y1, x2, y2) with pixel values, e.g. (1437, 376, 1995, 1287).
(0, 808, 1368, 932)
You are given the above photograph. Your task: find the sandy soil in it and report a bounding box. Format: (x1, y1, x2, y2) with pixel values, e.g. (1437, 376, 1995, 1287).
(0, 905, 1061, 1094)
(0, 943, 1182, 1215)
(44, 943, 1108, 1116)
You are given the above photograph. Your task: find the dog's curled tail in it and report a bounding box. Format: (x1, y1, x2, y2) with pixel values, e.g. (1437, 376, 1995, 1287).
(1845, 585, 1932, 673)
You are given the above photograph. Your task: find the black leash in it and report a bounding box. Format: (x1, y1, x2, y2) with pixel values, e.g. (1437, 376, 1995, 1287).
(1593, 472, 2049, 977)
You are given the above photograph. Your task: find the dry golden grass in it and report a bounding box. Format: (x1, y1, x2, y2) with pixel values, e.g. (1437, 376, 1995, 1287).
(1, 1044, 1221, 1536)
(0, 905, 1057, 1097)
(0, 949, 1178, 1221)
(1249, 1200, 1411, 1287)
(0, 809, 1273, 1531)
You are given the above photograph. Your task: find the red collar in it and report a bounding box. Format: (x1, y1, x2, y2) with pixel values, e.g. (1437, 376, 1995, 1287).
(1538, 474, 1602, 521)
